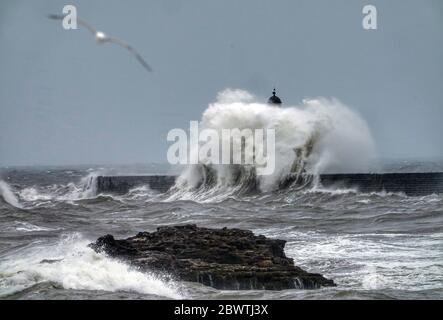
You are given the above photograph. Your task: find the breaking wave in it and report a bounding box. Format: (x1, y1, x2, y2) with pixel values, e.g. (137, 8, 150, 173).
(171, 89, 377, 198)
(0, 233, 182, 299)
(0, 180, 22, 209)
(16, 173, 99, 207)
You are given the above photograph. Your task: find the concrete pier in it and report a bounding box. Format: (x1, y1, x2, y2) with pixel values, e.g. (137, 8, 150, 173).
(96, 175, 176, 194)
(319, 172, 443, 196)
(96, 172, 443, 196)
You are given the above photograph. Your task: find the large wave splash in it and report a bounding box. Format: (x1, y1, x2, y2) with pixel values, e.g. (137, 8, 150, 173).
(173, 89, 377, 195)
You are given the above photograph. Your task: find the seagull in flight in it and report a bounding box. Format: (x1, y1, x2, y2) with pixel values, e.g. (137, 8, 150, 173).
(47, 14, 153, 72)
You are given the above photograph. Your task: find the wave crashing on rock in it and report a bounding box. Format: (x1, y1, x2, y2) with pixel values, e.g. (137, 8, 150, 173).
(90, 225, 335, 290)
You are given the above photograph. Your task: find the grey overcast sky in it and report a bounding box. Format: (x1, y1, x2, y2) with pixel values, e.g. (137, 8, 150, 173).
(0, 0, 442, 166)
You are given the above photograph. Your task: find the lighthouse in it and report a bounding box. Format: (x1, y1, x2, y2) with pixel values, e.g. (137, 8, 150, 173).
(267, 88, 282, 106)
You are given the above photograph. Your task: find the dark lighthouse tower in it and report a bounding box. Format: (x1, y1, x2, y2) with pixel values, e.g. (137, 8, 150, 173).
(268, 88, 282, 106)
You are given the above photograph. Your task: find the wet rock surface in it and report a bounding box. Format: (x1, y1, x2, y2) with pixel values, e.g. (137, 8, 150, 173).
(90, 224, 335, 290)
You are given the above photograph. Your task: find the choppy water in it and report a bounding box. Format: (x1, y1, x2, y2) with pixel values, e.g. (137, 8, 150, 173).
(0, 163, 442, 300)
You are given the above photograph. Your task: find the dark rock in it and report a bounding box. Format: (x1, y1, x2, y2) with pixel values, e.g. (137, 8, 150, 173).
(89, 224, 335, 290)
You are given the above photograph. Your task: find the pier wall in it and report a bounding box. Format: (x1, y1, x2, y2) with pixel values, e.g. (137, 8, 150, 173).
(96, 175, 176, 194)
(96, 173, 443, 196)
(319, 172, 443, 196)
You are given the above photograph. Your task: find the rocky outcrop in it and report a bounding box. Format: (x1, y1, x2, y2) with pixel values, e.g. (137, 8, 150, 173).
(90, 225, 335, 290)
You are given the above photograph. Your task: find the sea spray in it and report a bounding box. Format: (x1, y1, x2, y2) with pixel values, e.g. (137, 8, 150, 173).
(175, 89, 377, 193)
(0, 180, 22, 209)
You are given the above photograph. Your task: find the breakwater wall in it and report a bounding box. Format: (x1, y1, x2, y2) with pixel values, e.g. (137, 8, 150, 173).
(319, 172, 443, 196)
(96, 172, 443, 196)
(96, 175, 176, 194)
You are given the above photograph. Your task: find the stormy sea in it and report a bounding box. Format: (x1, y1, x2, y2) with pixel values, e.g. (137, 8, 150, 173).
(1, 91, 442, 300)
(0, 160, 442, 300)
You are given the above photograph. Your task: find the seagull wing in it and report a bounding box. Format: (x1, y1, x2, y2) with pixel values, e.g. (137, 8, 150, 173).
(47, 14, 153, 73)
(106, 37, 153, 72)
(77, 18, 97, 35)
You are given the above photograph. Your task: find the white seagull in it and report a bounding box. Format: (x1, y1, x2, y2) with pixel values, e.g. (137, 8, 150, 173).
(47, 14, 153, 72)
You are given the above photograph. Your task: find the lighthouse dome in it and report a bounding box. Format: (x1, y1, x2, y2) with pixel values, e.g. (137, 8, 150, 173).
(268, 89, 282, 105)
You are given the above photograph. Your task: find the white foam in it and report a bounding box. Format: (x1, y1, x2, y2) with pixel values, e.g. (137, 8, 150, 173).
(282, 231, 443, 291)
(14, 221, 57, 232)
(0, 233, 182, 299)
(361, 266, 389, 290)
(306, 184, 358, 195)
(126, 185, 159, 201)
(18, 187, 53, 202)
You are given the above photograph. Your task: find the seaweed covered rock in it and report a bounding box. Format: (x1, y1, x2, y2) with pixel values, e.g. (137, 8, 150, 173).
(90, 225, 335, 290)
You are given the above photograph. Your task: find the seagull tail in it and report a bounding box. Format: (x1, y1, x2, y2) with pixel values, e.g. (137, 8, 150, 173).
(47, 14, 65, 20)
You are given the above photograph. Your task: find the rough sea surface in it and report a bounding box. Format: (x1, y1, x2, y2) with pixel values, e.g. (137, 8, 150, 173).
(0, 162, 442, 300)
